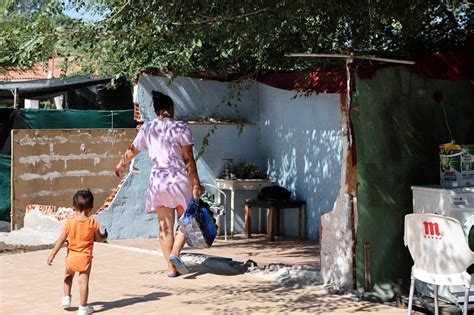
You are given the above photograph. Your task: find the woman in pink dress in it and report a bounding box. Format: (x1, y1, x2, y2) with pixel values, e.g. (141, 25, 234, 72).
(115, 91, 203, 277)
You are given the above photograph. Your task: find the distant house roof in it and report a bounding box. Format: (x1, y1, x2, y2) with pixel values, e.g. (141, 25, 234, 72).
(0, 58, 70, 81)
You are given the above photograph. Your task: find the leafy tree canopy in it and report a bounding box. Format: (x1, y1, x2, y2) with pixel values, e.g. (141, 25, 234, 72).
(1, 0, 472, 78)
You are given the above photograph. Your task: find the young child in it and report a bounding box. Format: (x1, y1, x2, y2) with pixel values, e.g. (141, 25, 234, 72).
(47, 189, 108, 315)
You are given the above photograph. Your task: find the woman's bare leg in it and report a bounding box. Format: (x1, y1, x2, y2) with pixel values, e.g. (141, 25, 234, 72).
(170, 206, 186, 257)
(156, 207, 177, 274)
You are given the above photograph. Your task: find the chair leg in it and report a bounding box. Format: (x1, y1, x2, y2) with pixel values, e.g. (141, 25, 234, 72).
(434, 284, 439, 315)
(224, 212, 227, 241)
(245, 204, 251, 239)
(407, 278, 415, 314)
(463, 286, 469, 315)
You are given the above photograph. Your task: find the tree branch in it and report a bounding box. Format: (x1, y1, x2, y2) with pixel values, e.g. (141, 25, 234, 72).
(172, 8, 267, 26)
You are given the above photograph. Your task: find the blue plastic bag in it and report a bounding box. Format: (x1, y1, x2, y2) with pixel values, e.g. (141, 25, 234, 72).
(179, 199, 217, 248)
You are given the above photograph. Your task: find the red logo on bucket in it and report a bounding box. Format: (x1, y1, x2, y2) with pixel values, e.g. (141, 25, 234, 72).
(443, 171, 456, 176)
(423, 221, 442, 239)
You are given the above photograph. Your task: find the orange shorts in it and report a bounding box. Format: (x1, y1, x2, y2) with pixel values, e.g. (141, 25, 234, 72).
(66, 252, 92, 273)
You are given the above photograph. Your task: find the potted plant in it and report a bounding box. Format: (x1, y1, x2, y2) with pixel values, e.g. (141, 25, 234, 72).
(235, 163, 265, 179)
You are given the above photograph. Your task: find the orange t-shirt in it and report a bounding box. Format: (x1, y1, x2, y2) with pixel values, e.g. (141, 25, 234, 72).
(64, 218, 100, 273)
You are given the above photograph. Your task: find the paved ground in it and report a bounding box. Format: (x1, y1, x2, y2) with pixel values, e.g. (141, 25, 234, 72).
(111, 234, 321, 268)
(0, 240, 406, 314)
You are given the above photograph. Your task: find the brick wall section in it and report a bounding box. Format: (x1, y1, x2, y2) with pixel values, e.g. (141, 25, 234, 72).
(11, 129, 136, 229)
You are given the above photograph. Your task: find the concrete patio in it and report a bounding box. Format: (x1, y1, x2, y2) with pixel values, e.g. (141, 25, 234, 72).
(0, 235, 407, 314)
(110, 234, 320, 268)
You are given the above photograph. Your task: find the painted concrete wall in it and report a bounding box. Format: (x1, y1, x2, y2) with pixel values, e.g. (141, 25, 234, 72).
(100, 75, 342, 240)
(99, 75, 263, 239)
(11, 129, 135, 229)
(257, 84, 343, 240)
(137, 75, 258, 122)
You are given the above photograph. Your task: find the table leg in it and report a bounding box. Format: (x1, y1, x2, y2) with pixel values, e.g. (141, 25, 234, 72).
(276, 207, 280, 236)
(298, 206, 302, 240)
(230, 190, 235, 236)
(269, 206, 276, 241)
(245, 204, 251, 238)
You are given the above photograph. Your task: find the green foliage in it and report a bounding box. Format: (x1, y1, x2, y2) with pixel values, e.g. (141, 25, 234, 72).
(39, 99, 55, 109)
(235, 162, 265, 179)
(196, 124, 217, 161)
(1, 0, 472, 79)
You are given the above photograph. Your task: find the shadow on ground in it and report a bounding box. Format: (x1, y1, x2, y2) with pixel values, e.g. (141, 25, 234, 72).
(143, 281, 395, 314)
(139, 255, 248, 279)
(185, 234, 320, 268)
(90, 292, 171, 313)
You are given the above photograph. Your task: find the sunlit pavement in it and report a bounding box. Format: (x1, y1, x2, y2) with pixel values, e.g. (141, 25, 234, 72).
(0, 241, 406, 314)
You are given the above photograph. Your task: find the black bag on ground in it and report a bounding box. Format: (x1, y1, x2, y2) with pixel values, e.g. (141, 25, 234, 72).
(257, 185, 291, 201)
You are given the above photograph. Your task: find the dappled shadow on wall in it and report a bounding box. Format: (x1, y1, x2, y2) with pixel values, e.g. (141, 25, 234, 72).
(264, 124, 342, 238)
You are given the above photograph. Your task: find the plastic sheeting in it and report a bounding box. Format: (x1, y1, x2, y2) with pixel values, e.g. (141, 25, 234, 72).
(0, 154, 11, 221)
(20, 109, 135, 129)
(0, 109, 30, 155)
(0, 77, 133, 110)
(0, 77, 112, 99)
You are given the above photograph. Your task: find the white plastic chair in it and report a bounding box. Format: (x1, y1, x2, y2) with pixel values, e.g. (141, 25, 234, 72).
(404, 213, 474, 315)
(202, 183, 228, 241)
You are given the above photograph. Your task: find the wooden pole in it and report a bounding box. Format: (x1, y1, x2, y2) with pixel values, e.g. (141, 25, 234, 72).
(285, 53, 415, 65)
(13, 88, 18, 109)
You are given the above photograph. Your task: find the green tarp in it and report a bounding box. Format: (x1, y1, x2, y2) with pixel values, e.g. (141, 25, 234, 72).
(0, 154, 11, 222)
(352, 66, 474, 300)
(20, 109, 135, 129)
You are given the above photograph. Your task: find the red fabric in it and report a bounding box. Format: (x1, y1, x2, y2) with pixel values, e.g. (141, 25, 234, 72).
(257, 48, 474, 93)
(258, 69, 347, 94)
(352, 49, 474, 84)
(411, 50, 474, 84)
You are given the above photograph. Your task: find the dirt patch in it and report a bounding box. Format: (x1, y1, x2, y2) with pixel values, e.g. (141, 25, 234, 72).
(0, 242, 52, 255)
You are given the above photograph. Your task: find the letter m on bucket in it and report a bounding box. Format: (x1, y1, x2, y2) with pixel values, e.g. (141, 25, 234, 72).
(423, 221, 442, 239)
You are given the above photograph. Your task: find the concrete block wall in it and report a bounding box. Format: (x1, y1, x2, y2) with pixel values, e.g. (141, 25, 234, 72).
(11, 129, 136, 229)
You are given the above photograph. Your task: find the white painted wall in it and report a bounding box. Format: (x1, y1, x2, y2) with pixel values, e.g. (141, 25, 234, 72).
(101, 75, 342, 241)
(257, 84, 342, 240)
(137, 75, 258, 122)
(99, 76, 262, 239)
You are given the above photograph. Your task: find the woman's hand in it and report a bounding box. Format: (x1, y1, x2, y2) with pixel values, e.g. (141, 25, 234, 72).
(193, 185, 204, 200)
(115, 161, 125, 177)
(115, 145, 140, 177)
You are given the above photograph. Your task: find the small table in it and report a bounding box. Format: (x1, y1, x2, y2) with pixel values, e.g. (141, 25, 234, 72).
(244, 199, 306, 241)
(216, 179, 273, 235)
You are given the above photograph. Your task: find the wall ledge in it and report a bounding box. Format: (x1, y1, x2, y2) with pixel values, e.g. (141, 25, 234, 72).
(184, 119, 255, 125)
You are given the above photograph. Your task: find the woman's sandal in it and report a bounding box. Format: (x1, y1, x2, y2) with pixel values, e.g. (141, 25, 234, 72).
(167, 272, 181, 278)
(169, 255, 191, 275)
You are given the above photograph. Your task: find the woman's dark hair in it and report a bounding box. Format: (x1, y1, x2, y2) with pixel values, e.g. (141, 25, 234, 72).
(152, 91, 173, 113)
(73, 189, 94, 211)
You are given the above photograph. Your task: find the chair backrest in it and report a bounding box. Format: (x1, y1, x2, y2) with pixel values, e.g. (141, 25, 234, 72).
(404, 213, 473, 275)
(201, 183, 227, 211)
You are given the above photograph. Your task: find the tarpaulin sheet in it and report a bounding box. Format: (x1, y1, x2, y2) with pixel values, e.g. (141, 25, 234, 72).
(351, 66, 474, 300)
(20, 109, 135, 129)
(0, 109, 30, 155)
(0, 154, 11, 222)
(0, 77, 112, 99)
